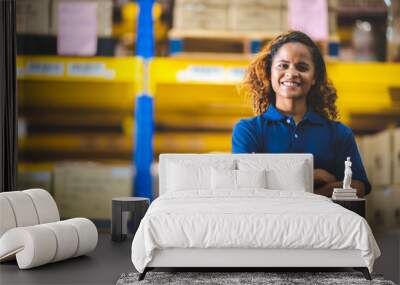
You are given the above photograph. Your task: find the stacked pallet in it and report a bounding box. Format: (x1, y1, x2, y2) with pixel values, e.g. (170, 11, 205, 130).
(358, 128, 400, 233)
(173, 0, 229, 31)
(17, 56, 140, 161)
(16, 0, 115, 56)
(170, 0, 338, 55)
(17, 0, 112, 36)
(229, 0, 285, 33)
(174, 0, 287, 33)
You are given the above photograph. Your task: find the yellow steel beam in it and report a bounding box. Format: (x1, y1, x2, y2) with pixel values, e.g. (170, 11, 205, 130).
(19, 81, 136, 110)
(17, 56, 143, 84)
(151, 58, 400, 118)
(15, 56, 400, 120)
(19, 132, 233, 155)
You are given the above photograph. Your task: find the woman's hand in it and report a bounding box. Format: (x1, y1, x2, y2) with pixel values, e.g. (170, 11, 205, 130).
(313, 168, 336, 188)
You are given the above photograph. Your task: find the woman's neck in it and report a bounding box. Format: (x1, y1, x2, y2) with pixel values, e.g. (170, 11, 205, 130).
(275, 98, 307, 124)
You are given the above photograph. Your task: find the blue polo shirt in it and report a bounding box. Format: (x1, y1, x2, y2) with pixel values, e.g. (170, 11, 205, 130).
(232, 105, 371, 195)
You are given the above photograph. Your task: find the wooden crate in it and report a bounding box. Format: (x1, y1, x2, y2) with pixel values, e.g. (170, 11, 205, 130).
(228, 0, 283, 32)
(170, 0, 336, 55)
(173, 0, 229, 31)
(53, 163, 133, 219)
(16, 0, 51, 35)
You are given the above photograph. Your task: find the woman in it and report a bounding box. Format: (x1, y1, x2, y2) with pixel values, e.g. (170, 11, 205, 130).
(232, 31, 370, 197)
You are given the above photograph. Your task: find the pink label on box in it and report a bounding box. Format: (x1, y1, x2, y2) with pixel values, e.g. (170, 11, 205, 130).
(288, 0, 328, 41)
(57, 2, 98, 56)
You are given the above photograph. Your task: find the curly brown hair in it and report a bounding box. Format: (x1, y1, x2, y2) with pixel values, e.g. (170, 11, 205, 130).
(241, 31, 338, 120)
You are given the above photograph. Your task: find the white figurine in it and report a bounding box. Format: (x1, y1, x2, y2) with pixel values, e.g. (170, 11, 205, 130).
(343, 157, 352, 189)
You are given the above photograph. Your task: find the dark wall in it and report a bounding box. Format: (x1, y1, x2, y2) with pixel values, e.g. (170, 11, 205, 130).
(0, 0, 17, 192)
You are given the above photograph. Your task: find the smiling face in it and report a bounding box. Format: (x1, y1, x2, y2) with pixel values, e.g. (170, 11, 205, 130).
(270, 42, 316, 103)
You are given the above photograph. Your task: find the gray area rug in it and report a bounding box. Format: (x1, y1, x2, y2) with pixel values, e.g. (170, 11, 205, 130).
(116, 271, 396, 285)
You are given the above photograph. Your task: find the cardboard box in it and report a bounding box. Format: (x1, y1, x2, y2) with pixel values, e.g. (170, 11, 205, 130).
(173, 0, 229, 30)
(53, 163, 133, 220)
(281, 9, 288, 32)
(362, 130, 393, 186)
(51, 0, 113, 37)
(355, 136, 364, 154)
(16, 0, 51, 35)
(328, 0, 339, 10)
(329, 11, 337, 35)
(360, 135, 375, 185)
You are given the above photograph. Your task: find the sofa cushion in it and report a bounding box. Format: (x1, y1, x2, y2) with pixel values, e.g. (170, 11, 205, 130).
(0, 218, 97, 269)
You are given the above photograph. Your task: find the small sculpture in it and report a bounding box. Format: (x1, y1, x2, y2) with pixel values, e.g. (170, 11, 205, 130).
(343, 157, 352, 189)
(332, 157, 357, 199)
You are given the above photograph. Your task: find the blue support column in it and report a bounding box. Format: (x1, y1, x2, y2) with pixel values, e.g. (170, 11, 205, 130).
(134, 94, 153, 199)
(136, 0, 154, 59)
(134, 0, 155, 200)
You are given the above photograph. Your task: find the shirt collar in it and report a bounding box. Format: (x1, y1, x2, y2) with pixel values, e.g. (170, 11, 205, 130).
(302, 109, 326, 125)
(262, 104, 286, 121)
(262, 104, 325, 125)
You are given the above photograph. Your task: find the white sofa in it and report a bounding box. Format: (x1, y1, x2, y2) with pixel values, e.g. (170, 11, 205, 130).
(0, 189, 98, 269)
(132, 154, 380, 281)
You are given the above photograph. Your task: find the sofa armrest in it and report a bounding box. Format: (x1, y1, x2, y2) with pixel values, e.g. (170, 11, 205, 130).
(0, 218, 98, 269)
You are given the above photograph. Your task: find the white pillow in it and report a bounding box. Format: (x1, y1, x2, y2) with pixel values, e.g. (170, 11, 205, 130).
(237, 169, 267, 189)
(211, 168, 236, 190)
(211, 169, 267, 190)
(238, 159, 308, 192)
(167, 160, 235, 192)
(266, 163, 307, 191)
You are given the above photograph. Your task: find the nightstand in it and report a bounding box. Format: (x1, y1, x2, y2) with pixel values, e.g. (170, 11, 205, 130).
(111, 197, 149, 242)
(332, 198, 366, 218)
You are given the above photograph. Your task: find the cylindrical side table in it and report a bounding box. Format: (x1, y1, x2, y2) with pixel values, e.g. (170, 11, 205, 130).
(112, 197, 149, 242)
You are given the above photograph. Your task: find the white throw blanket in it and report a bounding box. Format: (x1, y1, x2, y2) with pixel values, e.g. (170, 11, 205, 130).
(131, 190, 380, 273)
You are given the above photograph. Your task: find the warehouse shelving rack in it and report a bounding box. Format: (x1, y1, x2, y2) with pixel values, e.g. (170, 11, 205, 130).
(17, 57, 400, 154)
(16, 59, 400, 208)
(16, 56, 143, 110)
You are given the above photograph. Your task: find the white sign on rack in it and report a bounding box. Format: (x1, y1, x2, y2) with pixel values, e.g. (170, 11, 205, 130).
(177, 65, 245, 83)
(67, 63, 115, 79)
(24, 62, 64, 77)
